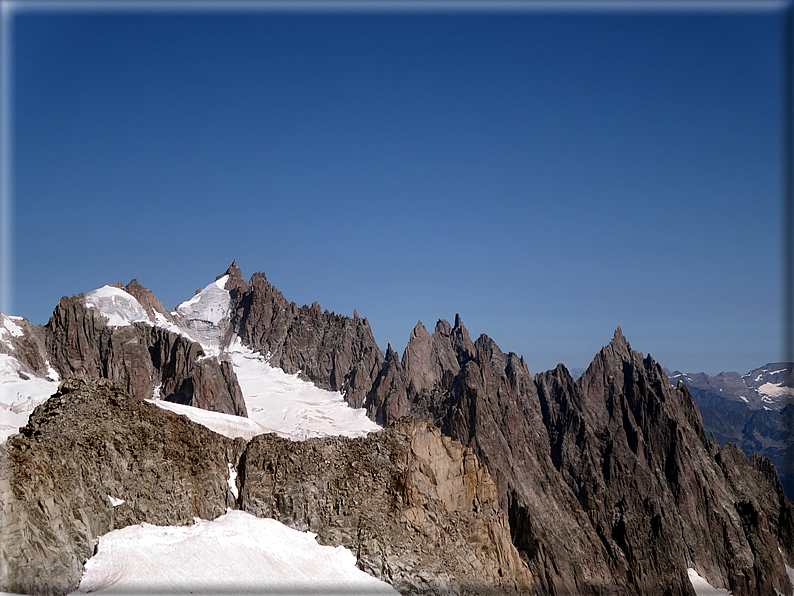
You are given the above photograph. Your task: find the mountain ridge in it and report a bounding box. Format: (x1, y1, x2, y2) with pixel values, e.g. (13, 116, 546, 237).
(1, 262, 793, 595)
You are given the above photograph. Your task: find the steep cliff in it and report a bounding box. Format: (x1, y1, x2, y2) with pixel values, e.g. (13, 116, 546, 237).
(372, 321, 794, 595)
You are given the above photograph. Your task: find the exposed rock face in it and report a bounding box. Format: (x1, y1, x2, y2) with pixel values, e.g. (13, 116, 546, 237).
(0, 378, 533, 596)
(372, 322, 794, 595)
(43, 288, 246, 416)
(0, 313, 51, 377)
(390, 318, 616, 594)
(226, 262, 384, 408)
(241, 417, 533, 595)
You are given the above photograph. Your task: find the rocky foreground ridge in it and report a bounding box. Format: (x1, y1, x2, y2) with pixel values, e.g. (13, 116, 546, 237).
(1, 261, 794, 595)
(1, 377, 531, 595)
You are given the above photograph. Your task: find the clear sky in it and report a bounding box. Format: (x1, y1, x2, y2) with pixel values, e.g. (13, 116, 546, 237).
(3, 1, 789, 376)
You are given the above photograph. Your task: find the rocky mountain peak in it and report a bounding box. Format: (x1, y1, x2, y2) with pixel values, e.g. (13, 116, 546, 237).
(121, 278, 172, 321)
(226, 265, 384, 409)
(409, 320, 429, 341)
(434, 318, 452, 336)
(220, 259, 248, 294)
(384, 343, 399, 362)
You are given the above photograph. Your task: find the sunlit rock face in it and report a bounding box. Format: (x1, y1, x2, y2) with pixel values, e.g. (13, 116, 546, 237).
(372, 324, 794, 596)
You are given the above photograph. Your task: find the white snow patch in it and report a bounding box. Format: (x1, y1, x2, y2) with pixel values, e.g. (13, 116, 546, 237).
(146, 399, 271, 441)
(758, 382, 794, 401)
(1, 315, 23, 337)
(770, 368, 788, 375)
(70, 510, 399, 595)
(45, 360, 60, 382)
(755, 374, 765, 382)
(739, 396, 749, 403)
(227, 463, 238, 499)
(228, 336, 381, 440)
(0, 354, 60, 443)
(687, 568, 732, 595)
(107, 496, 125, 507)
(151, 384, 161, 400)
(85, 286, 151, 328)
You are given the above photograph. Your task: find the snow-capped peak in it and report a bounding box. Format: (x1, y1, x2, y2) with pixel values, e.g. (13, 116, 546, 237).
(176, 275, 230, 326)
(173, 275, 231, 349)
(85, 286, 152, 328)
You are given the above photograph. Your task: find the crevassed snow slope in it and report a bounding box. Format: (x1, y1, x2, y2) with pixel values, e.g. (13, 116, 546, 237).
(0, 354, 59, 443)
(174, 275, 230, 350)
(70, 510, 399, 596)
(227, 336, 380, 440)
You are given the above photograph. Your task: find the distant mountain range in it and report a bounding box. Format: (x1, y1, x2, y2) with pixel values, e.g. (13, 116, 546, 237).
(665, 364, 794, 497)
(1, 262, 793, 595)
(667, 364, 793, 411)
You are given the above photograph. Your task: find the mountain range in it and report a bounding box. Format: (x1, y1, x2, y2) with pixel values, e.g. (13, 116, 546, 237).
(664, 365, 794, 500)
(1, 261, 793, 595)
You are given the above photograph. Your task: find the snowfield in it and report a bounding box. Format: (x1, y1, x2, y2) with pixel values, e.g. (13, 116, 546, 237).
(226, 336, 381, 440)
(147, 337, 381, 441)
(0, 354, 60, 443)
(68, 510, 399, 596)
(758, 382, 794, 401)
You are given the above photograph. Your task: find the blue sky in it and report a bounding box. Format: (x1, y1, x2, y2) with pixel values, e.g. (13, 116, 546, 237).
(4, 2, 788, 375)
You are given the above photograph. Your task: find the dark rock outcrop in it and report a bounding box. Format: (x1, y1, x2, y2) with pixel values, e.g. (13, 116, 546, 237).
(0, 313, 51, 377)
(226, 262, 384, 408)
(43, 288, 246, 416)
(0, 378, 534, 596)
